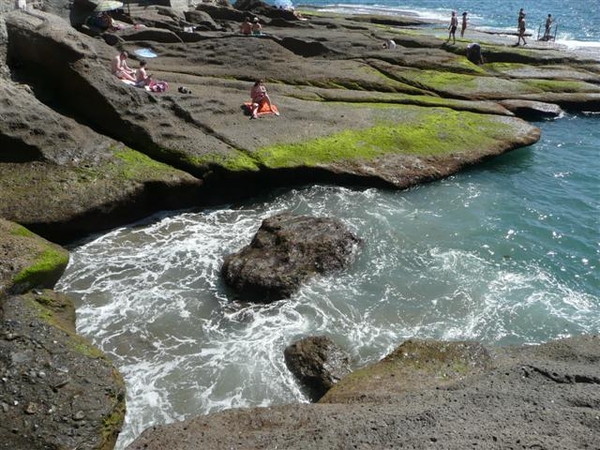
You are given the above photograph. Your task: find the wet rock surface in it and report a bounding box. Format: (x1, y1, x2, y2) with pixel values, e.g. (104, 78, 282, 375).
(128, 335, 600, 450)
(222, 213, 362, 301)
(284, 335, 352, 402)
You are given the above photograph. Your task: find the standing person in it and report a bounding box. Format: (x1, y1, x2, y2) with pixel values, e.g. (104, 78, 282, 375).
(544, 14, 553, 39)
(461, 11, 468, 37)
(446, 11, 458, 44)
(249, 79, 278, 119)
(517, 8, 525, 25)
(111, 51, 136, 82)
(516, 12, 527, 46)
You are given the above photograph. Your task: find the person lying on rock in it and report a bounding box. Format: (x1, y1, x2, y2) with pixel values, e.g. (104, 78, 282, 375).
(111, 51, 136, 82)
(250, 79, 278, 119)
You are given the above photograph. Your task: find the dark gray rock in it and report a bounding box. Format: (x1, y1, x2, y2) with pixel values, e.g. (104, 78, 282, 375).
(193, 3, 246, 22)
(221, 213, 362, 302)
(0, 290, 126, 450)
(233, 0, 298, 20)
(183, 10, 219, 30)
(284, 335, 352, 402)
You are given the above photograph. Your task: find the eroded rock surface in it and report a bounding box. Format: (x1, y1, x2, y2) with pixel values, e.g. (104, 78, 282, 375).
(128, 335, 600, 450)
(1, 3, 581, 240)
(0, 220, 126, 450)
(0, 290, 126, 450)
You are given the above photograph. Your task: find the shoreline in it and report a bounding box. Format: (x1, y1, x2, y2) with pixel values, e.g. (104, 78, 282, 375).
(1, 1, 599, 448)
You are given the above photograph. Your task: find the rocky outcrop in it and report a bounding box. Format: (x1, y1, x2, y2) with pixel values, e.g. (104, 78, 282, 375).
(0, 219, 69, 296)
(0, 5, 599, 449)
(0, 290, 126, 450)
(221, 213, 362, 301)
(0, 220, 126, 450)
(320, 339, 493, 404)
(284, 336, 352, 402)
(498, 99, 564, 120)
(3, 7, 584, 240)
(127, 335, 600, 450)
(233, 0, 298, 20)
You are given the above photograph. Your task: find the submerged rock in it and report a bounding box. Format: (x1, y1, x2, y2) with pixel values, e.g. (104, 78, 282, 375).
(221, 213, 362, 302)
(284, 335, 351, 402)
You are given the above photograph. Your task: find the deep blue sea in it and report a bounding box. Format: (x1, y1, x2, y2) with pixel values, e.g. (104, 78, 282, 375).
(56, 2, 599, 448)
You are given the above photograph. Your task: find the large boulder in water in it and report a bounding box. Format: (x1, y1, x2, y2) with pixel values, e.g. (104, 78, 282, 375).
(284, 335, 352, 402)
(221, 213, 362, 302)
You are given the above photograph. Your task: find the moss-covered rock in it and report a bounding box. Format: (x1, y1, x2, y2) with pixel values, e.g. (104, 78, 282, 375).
(319, 339, 493, 404)
(0, 219, 69, 296)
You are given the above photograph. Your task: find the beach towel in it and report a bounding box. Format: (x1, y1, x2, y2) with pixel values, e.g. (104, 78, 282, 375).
(244, 101, 279, 117)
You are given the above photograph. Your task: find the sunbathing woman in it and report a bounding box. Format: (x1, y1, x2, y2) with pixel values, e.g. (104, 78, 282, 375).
(250, 79, 277, 119)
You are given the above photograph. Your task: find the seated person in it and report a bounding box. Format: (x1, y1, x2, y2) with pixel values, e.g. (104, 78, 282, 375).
(240, 17, 252, 35)
(111, 51, 136, 82)
(251, 17, 262, 36)
(466, 42, 484, 65)
(135, 60, 152, 87)
(250, 79, 278, 119)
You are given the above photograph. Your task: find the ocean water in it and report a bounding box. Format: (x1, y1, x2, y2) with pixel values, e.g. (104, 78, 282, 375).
(292, 0, 600, 45)
(56, 2, 599, 448)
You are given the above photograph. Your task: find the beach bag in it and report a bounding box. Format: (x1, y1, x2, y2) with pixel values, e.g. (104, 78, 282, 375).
(150, 81, 169, 92)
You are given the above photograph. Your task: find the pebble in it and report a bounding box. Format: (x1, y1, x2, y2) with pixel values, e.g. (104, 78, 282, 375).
(25, 402, 38, 414)
(73, 410, 85, 421)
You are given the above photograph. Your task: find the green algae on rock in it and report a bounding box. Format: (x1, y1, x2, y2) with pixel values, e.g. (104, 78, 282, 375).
(0, 219, 69, 296)
(254, 105, 529, 168)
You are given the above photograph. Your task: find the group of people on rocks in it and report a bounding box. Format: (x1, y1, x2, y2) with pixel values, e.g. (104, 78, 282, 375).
(446, 7, 555, 47)
(515, 8, 554, 46)
(110, 51, 168, 92)
(110, 51, 277, 118)
(239, 16, 263, 36)
(441, 7, 556, 66)
(446, 10, 469, 44)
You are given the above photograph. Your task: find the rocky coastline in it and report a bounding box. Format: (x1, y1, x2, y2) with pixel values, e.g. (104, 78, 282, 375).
(1, 0, 599, 448)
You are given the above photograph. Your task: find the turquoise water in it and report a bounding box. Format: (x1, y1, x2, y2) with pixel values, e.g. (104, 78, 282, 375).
(56, 2, 600, 447)
(291, 0, 600, 43)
